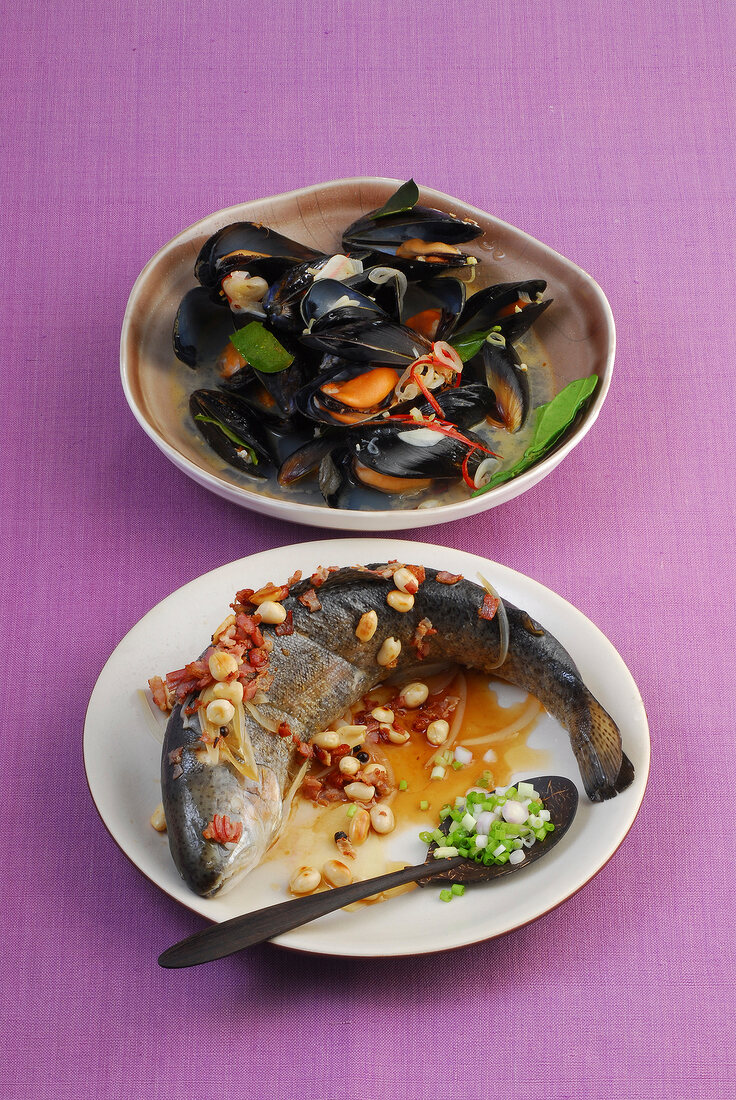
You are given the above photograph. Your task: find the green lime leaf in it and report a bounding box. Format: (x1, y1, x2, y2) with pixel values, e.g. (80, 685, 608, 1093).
(229, 322, 294, 373)
(369, 179, 420, 220)
(194, 414, 258, 464)
(472, 375, 599, 496)
(450, 328, 496, 363)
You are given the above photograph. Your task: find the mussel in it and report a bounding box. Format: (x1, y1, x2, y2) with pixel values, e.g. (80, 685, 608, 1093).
(194, 222, 321, 295)
(279, 418, 492, 507)
(189, 390, 274, 477)
(453, 279, 552, 344)
(343, 207, 483, 268)
(263, 254, 365, 332)
(468, 337, 530, 433)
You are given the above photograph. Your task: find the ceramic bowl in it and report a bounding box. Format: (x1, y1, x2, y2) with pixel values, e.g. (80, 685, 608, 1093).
(120, 178, 614, 530)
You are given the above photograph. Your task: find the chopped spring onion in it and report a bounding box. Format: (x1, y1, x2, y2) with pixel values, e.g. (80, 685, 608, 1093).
(422, 781, 555, 871)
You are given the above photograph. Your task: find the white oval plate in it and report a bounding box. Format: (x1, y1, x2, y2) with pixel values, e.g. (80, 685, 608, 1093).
(84, 539, 649, 957)
(120, 178, 615, 531)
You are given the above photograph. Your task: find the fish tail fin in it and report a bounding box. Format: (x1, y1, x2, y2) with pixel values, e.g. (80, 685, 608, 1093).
(571, 693, 635, 802)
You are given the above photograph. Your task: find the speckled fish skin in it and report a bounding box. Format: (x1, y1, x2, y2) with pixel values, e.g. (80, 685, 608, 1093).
(161, 564, 634, 897)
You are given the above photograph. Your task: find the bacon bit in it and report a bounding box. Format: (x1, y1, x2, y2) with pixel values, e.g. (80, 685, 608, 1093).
(335, 834, 356, 860)
(274, 610, 294, 636)
(202, 814, 243, 845)
(293, 736, 313, 758)
(233, 588, 255, 607)
(168, 747, 183, 766)
(250, 582, 290, 605)
(411, 617, 437, 658)
(406, 564, 426, 585)
(352, 710, 381, 735)
(310, 565, 338, 587)
(286, 569, 303, 586)
(436, 571, 463, 585)
(314, 747, 332, 767)
(479, 592, 500, 621)
(234, 613, 264, 648)
(164, 655, 216, 702)
(300, 776, 324, 801)
(277, 721, 292, 738)
(248, 647, 270, 669)
(332, 743, 352, 759)
(148, 675, 172, 712)
(298, 588, 322, 612)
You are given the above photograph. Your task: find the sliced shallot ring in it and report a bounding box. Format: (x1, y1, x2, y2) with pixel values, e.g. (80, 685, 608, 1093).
(478, 574, 509, 669)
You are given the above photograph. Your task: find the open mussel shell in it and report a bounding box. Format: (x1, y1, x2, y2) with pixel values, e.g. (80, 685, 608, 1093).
(194, 222, 320, 293)
(295, 358, 400, 426)
(343, 205, 482, 261)
(300, 278, 389, 332)
(263, 254, 367, 333)
(468, 339, 530, 433)
(173, 288, 235, 369)
(344, 266, 407, 320)
(455, 279, 552, 344)
(189, 389, 274, 477)
(301, 317, 430, 366)
(401, 277, 466, 341)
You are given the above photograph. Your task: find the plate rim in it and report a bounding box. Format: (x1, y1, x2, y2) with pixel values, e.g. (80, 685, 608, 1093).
(119, 178, 616, 531)
(84, 537, 650, 958)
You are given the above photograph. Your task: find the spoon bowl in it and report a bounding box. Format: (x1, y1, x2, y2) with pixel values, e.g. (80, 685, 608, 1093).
(158, 775, 578, 968)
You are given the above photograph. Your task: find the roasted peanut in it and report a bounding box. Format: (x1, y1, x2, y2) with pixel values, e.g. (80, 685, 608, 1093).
(387, 590, 414, 613)
(376, 637, 401, 666)
(371, 706, 394, 723)
(401, 682, 429, 708)
(338, 755, 360, 776)
(289, 866, 321, 895)
(370, 803, 395, 835)
(335, 724, 367, 745)
(344, 781, 376, 802)
(322, 859, 353, 887)
(355, 609, 378, 642)
(427, 719, 450, 746)
(312, 729, 340, 750)
(257, 600, 288, 625)
(212, 680, 244, 704)
(149, 803, 167, 832)
(348, 806, 371, 845)
(206, 699, 235, 725)
(208, 650, 239, 682)
(392, 567, 419, 595)
(386, 726, 410, 745)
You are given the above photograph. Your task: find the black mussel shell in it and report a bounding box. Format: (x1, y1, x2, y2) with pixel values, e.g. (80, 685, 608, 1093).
(301, 317, 430, 365)
(344, 266, 407, 320)
(194, 222, 320, 293)
(401, 277, 466, 341)
(471, 339, 530, 433)
(393, 382, 498, 430)
(301, 278, 388, 331)
(263, 255, 366, 333)
(278, 433, 341, 486)
(346, 421, 487, 482)
(455, 280, 552, 344)
(343, 207, 482, 269)
(295, 358, 401, 426)
(173, 288, 235, 369)
(189, 389, 274, 477)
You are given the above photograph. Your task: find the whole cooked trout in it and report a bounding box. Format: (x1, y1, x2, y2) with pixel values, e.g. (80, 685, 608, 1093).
(160, 565, 634, 896)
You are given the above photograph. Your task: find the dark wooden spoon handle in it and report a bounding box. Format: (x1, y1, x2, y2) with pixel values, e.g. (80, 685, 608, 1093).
(159, 857, 466, 968)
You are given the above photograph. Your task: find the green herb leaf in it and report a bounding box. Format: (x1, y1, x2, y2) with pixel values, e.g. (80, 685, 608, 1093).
(369, 179, 420, 220)
(229, 322, 294, 374)
(450, 328, 496, 363)
(472, 375, 599, 495)
(194, 414, 258, 464)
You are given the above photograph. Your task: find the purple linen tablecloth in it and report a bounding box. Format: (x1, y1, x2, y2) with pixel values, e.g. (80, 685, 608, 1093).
(2, 0, 735, 1097)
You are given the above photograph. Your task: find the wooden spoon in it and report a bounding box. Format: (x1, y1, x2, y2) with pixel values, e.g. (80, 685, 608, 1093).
(158, 775, 578, 968)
